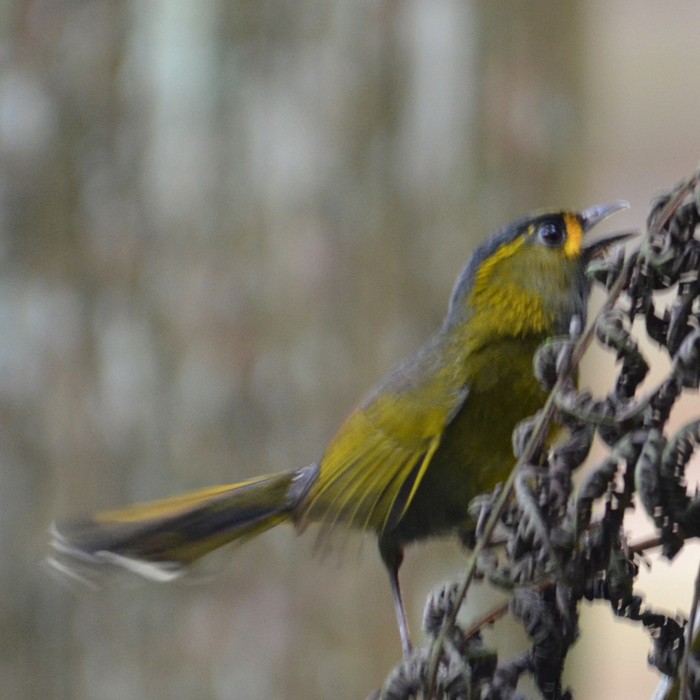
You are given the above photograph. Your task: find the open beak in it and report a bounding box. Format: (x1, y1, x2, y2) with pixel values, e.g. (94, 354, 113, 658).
(580, 201, 636, 258)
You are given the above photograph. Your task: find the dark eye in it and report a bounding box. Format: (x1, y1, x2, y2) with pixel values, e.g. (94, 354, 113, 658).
(537, 222, 565, 247)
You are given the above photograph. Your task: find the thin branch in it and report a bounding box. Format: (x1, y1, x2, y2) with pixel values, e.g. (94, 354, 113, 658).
(679, 564, 700, 700)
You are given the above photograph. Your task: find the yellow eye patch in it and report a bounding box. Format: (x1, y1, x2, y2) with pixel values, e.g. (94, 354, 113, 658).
(563, 213, 583, 258)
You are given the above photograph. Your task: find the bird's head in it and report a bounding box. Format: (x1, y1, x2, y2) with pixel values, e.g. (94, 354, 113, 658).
(446, 202, 632, 339)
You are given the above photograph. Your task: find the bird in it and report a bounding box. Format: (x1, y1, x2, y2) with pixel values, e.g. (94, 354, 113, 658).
(50, 202, 630, 655)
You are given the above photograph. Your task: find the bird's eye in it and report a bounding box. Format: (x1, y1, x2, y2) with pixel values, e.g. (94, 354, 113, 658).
(537, 222, 565, 247)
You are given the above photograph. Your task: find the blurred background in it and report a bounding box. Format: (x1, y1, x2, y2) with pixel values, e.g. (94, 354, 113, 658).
(2, 1, 700, 698)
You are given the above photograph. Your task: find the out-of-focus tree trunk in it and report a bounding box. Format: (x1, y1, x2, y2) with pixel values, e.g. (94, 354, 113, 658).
(471, 1, 585, 218)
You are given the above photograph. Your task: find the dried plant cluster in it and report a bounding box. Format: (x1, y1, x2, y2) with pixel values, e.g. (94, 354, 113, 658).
(373, 173, 700, 700)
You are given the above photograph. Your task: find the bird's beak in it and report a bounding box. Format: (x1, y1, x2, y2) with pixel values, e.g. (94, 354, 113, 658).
(580, 201, 635, 258)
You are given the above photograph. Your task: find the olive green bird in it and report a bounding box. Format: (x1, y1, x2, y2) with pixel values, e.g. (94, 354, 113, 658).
(50, 202, 630, 654)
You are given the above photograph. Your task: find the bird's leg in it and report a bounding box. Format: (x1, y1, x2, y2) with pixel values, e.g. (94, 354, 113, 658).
(389, 561, 412, 657)
(381, 542, 412, 656)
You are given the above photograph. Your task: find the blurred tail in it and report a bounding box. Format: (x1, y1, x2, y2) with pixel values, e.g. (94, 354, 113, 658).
(49, 464, 319, 583)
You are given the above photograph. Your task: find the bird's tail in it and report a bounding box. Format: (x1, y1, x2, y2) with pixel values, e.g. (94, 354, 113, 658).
(49, 463, 319, 584)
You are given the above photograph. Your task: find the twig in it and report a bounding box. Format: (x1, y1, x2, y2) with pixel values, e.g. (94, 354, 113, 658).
(679, 564, 700, 700)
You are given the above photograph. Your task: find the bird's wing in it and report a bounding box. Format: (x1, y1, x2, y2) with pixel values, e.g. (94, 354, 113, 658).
(299, 344, 469, 538)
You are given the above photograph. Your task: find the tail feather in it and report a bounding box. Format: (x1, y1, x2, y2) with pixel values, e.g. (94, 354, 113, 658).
(49, 464, 319, 582)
